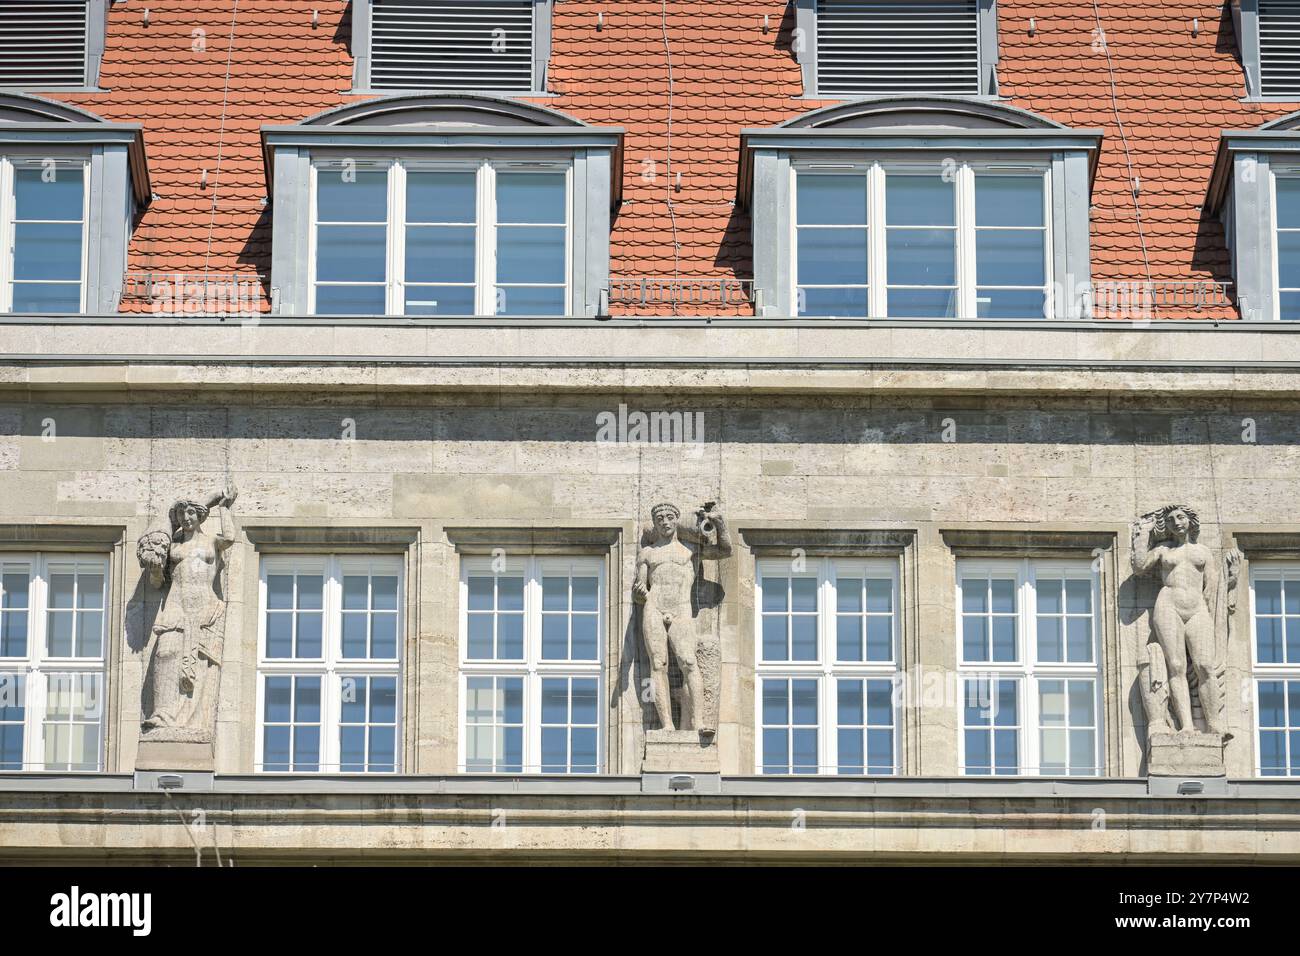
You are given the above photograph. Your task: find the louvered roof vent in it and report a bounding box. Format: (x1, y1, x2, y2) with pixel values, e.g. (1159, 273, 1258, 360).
(371, 0, 535, 92)
(815, 0, 981, 96)
(1260, 0, 1300, 97)
(0, 0, 90, 88)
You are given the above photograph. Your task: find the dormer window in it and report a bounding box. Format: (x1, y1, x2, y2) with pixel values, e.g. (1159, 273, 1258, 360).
(352, 0, 553, 94)
(796, 0, 999, 98)
(0, 0, 108, 91)
(263, 95, 623, 318)
(1234, 0, 1300, 100)
(740, 99, 1101, 319)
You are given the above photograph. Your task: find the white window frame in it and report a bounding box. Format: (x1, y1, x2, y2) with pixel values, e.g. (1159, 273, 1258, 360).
(457, 554, 605, 774)
(255, 554, 405, 774)
(789, 158, 1052, 319)
(753, 556, 901, 775)
(0, 155, 89, 314)
(308, 157, 572, 317)
(956, 558, 1102, 777)
(1274, 167, 1299, 321)
(0, 552, 108, 773)
(1248, 562, 1300, 776)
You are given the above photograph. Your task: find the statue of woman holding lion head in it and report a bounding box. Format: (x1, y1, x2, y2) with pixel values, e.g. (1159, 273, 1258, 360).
(136, 486, 238, 743)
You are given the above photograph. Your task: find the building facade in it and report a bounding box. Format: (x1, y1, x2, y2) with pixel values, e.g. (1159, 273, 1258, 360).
(0, 0, 1299, 863)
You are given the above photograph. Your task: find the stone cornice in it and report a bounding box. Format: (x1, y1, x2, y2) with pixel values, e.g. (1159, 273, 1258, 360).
(5, 322, 1300, 398)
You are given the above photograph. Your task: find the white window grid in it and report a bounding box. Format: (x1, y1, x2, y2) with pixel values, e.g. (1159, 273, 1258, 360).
(0, 553, 107, 772)
(789, 159, 1052, 319)
(754, 557, 901, 775)
(956, 559, 1103, 777)
(1275, 169, 1299, 321)
(0, 156, 89, 314)
(308, 157, 572, 317)
(255, 554, 404, 774)
(1249, 563, 1300, 776)
(457, 554, 604, 774)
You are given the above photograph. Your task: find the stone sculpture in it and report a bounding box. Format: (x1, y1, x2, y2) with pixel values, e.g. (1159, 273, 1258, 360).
(136, 486, 238, 759)
(1131, 504, 1241, 775)
(633, 501, 732, 740)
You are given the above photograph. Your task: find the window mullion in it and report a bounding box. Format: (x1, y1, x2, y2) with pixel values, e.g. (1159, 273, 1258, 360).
(480, 162, 495, 317)
(868, 163, 887, 318)
(389, 161, 404, 317)
(959, 162, 977, 319)
(1, 157, 14, 315)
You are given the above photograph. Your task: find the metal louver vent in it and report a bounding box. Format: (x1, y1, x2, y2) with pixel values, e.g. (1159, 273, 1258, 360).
(0, 0, 90, 88)
(371, 0, 535, 91)
(815, 0, 980, 96)
(1260, 0, 1300, 97)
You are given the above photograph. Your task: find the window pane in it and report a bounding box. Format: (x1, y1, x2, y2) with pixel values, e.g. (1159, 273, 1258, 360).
(1258, 680, 1285, 727)
(296, 611, 322, 658)
(886, 175, 954, 226)
(1065, 579, 1091, 613)
(976, 176, 1044, 227)
(49, 574, 75, 609)
(341, 613, 367, 659)
(762, 578, 788, 613)
(497, 227, 566, 284)
(991, 580, 1015, 613)
(791, 615, 817, 661)
(992, 616, 1016, 662)
(761, 615, 787, 661)
(836, 614, 862, 662)
(791, 578, 817, 613)
(1258, 616, 1284, 664)
(977, 287, 1047, 319)
(317, 169, 387, 222)
(962, 580, 988, 614)
(373, 576, 398, 611)
(1066, 617, 1092, 662)
(497, 172, 566, 224)
(797, 174, 868, 225)
(866, 617, 892, 662)
(15, 166, 83, 221)
(1278, 178, 1300, 229)
(318, 279, 388, 316)
(571, 615, 598, 661)
(497, 613, 524, 660)
(407, 170, 475, 223)
(467, 576, 493, 611)
(1037, 616, 1062, 663)
(798, 285, 869, 317)
(496, 285, 566, 316)
(1257, 578, 1282, 614)
(976, 230, 1046, 287)
(405, 284, 475, 316)
(762, 680, 788, 725)
(406, 225, 475, 283)
(798, 228, 868, 286)
(12, 283, 81, 313)
(886, 229, 956, 286)
(888, 287, 956, 318)
(541, 614, 568, 660)
(1283, 292, 1300, 322)
(317, 224, 386, 283)
(1279, 233, 1300, 287)
(13, 223, 82, 283)
(498, 578, 524, 611)
(837, 680, 863, 724)
(962, 615, 987, 662)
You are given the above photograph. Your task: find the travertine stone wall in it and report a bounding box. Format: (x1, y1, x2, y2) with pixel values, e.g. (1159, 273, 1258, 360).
(0, 391, 1289, 779)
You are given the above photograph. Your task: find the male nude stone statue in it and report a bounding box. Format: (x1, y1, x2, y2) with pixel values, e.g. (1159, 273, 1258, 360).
(633, 502, 732, 736)
(1131, 504, 1231, 738)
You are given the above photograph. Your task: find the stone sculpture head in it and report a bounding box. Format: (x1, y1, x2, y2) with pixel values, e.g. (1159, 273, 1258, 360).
(650, 503, 680, 540)
(169, 499, 210, 538)
(1154, 504, 1199, 544)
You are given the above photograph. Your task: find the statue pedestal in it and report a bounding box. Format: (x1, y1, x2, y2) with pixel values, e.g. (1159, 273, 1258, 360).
(642, 729, 719, 774)
(135, 740, 214, 773)
(1147, 731, 1225, 778)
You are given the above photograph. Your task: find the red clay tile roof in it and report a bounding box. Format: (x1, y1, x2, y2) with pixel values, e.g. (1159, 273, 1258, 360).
(45, 0, 1300, 319)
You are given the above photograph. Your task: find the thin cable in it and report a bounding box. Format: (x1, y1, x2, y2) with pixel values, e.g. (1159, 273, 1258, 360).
(660, 0, 680, 315)
(202, 0, 241, 281)
(1091, 0, 1153, 287)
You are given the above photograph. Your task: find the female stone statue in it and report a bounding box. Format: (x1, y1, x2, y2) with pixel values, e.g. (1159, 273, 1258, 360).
(137, 486, 238, 743)
(1131, 504, 1235, 739)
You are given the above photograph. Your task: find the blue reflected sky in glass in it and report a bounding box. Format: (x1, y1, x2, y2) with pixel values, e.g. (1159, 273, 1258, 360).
(886, 175, 954, 226)
(317, 169, 387, 223)
(15, 167, 84, 221)
(317, 224, 386, 283)
(407, 171, 475, 224)
(975, 176, 1044, 228)
(797, 174, 868, 226)
(14, 223, 82, 281)
(498, 172, 566, 225)
(406, 225, 475, 283)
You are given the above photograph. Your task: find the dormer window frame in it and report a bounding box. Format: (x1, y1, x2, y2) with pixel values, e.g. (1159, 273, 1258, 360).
(794, 0, 1000, 100)
(1209, 125, 1300, 321)
(739, 100, 1103, 321)
(351, 0, 554, 96)
(0, 0, 110, 93)
(1235, 0, 1300, 102)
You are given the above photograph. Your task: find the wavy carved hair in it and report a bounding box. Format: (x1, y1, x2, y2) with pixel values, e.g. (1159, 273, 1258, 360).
(1153, 504, 1200, 542)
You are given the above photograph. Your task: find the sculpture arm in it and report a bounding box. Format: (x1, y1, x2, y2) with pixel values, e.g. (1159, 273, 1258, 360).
(696, 513, 734, 561)
(632, 550, 649, 604)
(1130, 522, 1161, 576)
(212, 485, 238, 551)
